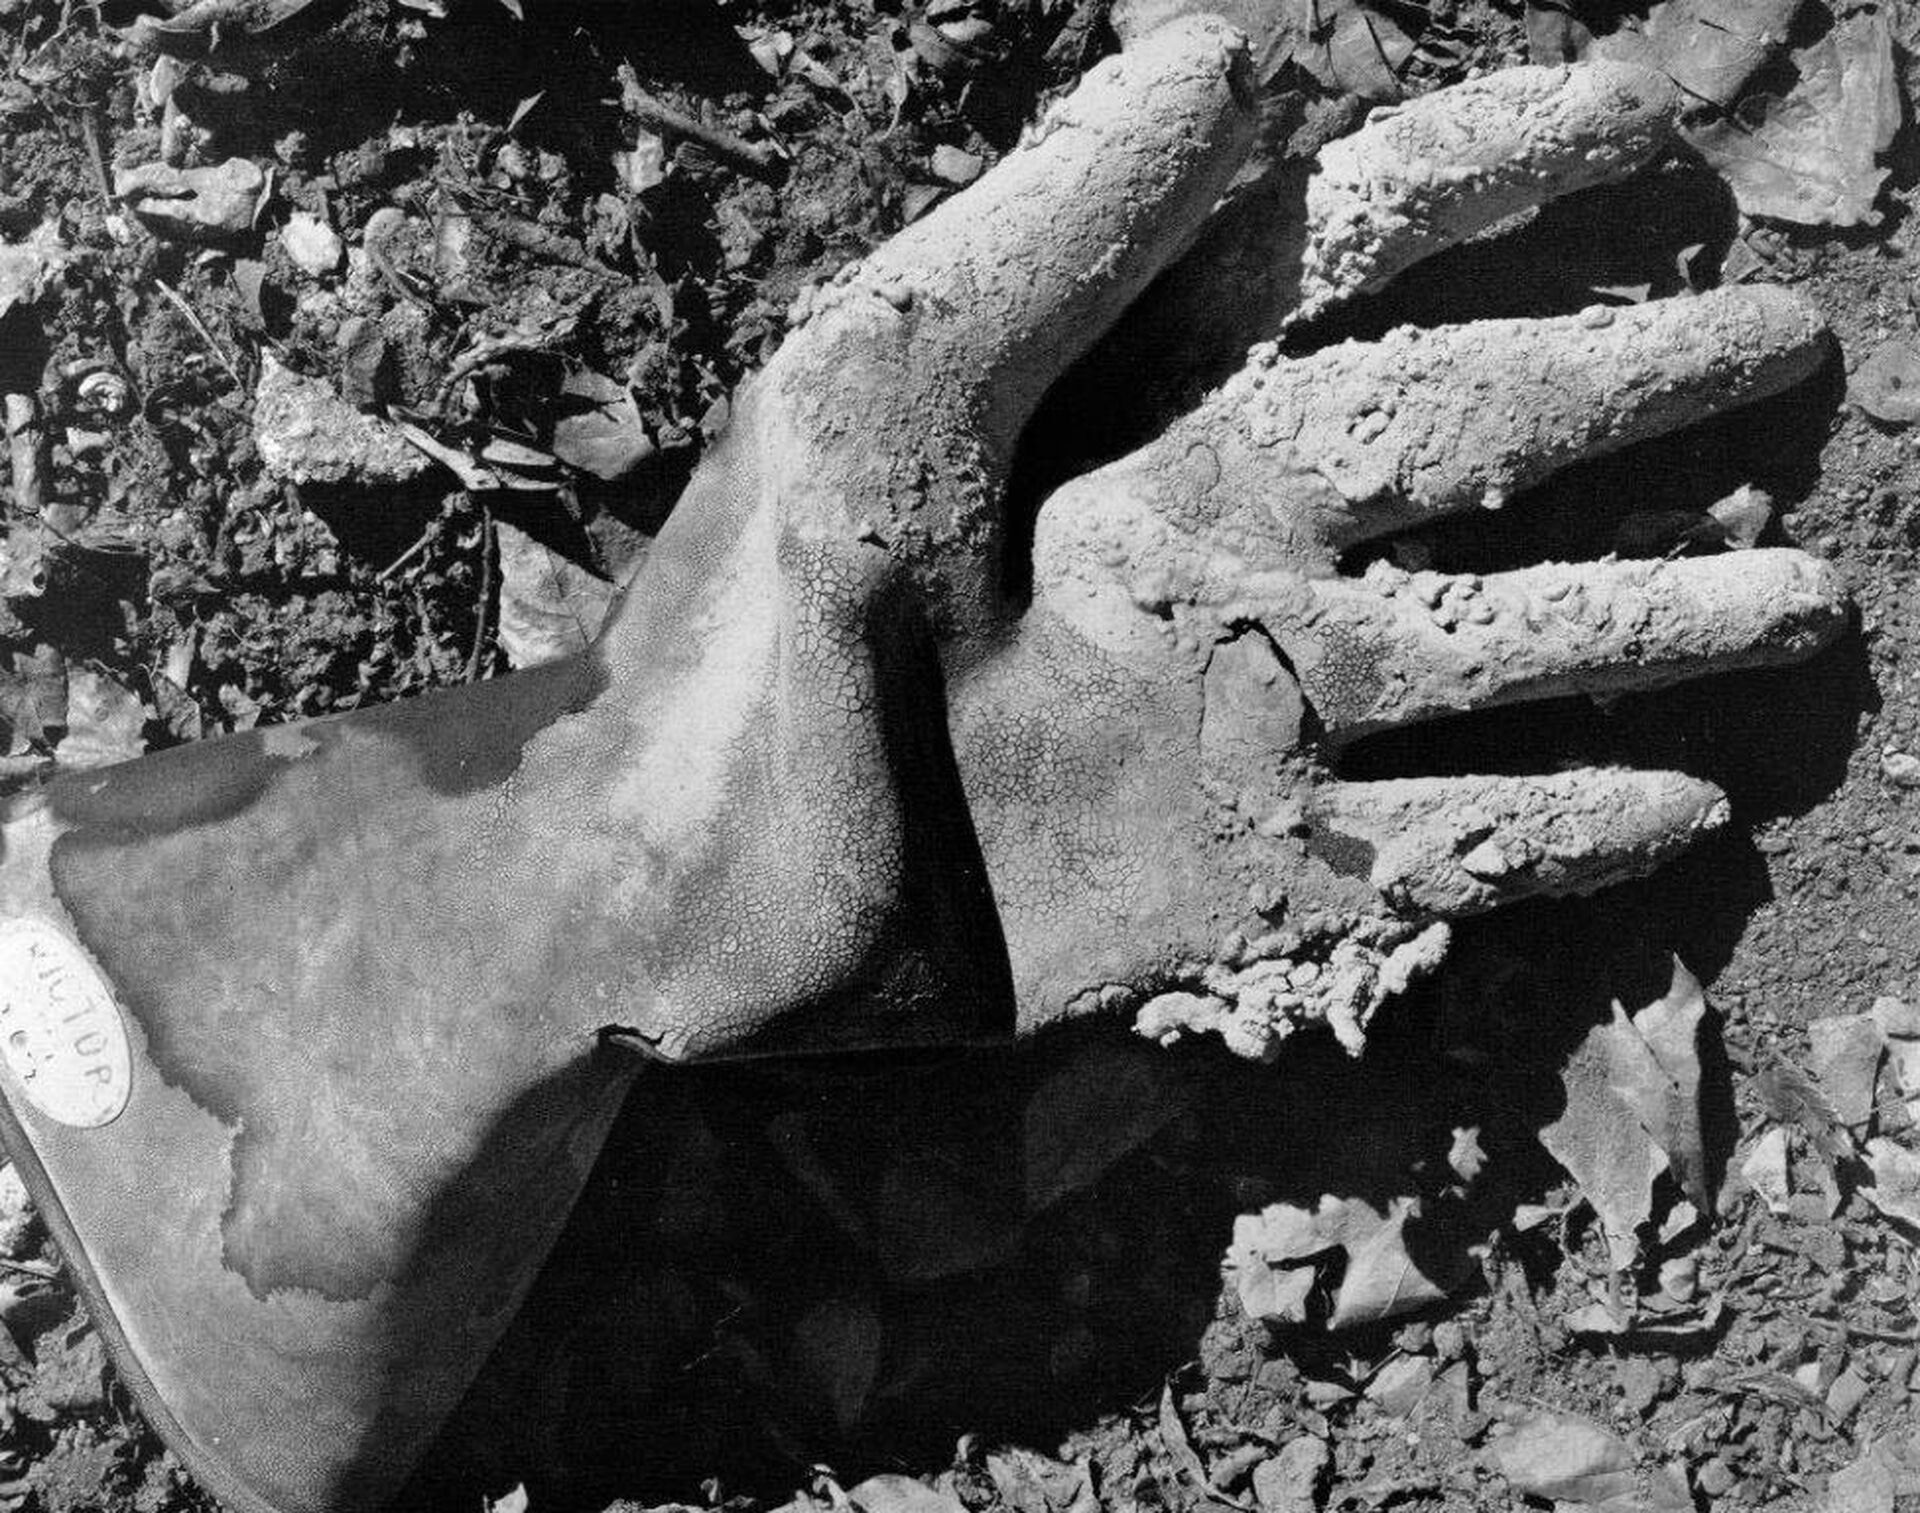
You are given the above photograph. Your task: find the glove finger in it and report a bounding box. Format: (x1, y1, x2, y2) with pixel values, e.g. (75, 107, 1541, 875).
(1159, 285, 1827, 555)
(1305, 768, 1726, 918)
(854, 16, 1257, 452)
(1028, 288, 1827, 646)
(1267, 549, 1845, 743)
(1040, 58, 1684, 461)
(1292, 60, 1681, 326)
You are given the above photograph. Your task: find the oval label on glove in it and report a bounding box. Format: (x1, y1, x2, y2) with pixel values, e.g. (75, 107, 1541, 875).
(0, 919, 131, 1128)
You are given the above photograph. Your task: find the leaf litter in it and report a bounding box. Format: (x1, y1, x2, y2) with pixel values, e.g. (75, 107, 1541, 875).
(1583, 0, 1899, 227)
(1538, 959, 1711, 1269)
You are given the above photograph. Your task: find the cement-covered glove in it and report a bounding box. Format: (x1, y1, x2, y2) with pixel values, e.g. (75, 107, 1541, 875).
(0, 22, 1844, 1513)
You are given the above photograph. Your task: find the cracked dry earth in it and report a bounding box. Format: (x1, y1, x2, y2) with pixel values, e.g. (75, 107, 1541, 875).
(3, 2, 1920, 1513)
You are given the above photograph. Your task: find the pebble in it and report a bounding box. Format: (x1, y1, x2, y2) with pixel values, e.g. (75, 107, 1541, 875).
(929, 145, 984, 186)
(113, 157, 265, 240)
(1852, 337, 1920, 426)
(1251, 1437, 1330, 1513)
(1883, 749, 1920, 788)
(1351, 408, 1390, 444)
(252, 355, 431, 488)
(280, 211, 343, 277)
(1431, 1320, 1467, 1362)
(0, 1166, 34, 1259)
(1365, 1355, 1434, 1416)
(1697, 1458, 1736, 1497)
(1460, 839, 1512, 879)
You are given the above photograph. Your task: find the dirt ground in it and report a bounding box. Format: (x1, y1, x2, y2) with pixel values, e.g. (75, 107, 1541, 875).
(2, 0, 1920, 1511)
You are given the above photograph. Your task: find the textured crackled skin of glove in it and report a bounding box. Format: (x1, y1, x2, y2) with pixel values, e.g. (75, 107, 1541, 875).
(0, 23, 1848, 1513)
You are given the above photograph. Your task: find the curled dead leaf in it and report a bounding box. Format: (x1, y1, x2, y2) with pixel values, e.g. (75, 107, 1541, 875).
(1689, 2, 1899, 227)
(1227, 1192, 1461, 1330)
(1741, 1125, 1792, 1214)
(1539, 959, 1713, 1264)
(54, 668, 148, 770)
(121, 0, 332, 49)
(551, 371, 656, 482)
(493, 521, 616, 670)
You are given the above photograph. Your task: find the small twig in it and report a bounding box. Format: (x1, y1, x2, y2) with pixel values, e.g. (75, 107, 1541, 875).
(76, 104, 115, 209)
(459, 200, 621, 280)
(618, 65, 785, 184)
(466, 507, 495, 683)
(1360, 11, 1405, 100)
(376, 515, 441, 583)
(153, 277, 243, 390)
(0, 1256, 59, 1283)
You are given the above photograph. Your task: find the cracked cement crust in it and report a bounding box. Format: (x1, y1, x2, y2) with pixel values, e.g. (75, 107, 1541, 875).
(1295, 61, 1682, 326)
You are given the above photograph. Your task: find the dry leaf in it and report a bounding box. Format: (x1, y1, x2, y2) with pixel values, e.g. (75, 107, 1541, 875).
(54, 668, 147, 770)
(982, 1448, 1097, 1513)
(122, 0, 327, 46)
(1826, 1432, 1920, 1513)
(1227, 1193, 1460, 1329)
(336, 318, 393, 409)
(1590, 0, 1800, 108)
(551, 371, 656, 482)
(1809, 1013, 1885, 1127)
(1539, 1007, 1665, 1268)
(494, 521, 615, 670)
(1230, 1252, 1316, 1326)
(1364, 1355, 1433, 1416)
(1251, 1438, 1329, 1513)
(1690, 2, 1899, 227)
(1741, 1126, 1792, 1213)
(874, 1151, 1019, 1282)
(1863, 1139, 1920, 1230)
(792, 1296, 882, 1432)
(1113, 0, 1413, 96)
(1872, 996, 1920, 1111)
(114, 158, 267, 242)
(1525, 2, 1591, 65)
(1022, 1039, 1182, 1213)
(1874, 997, 1920, 1038)
(1625, 960, 1710, 1209)
(1486, 1408, 1635, 1505)
(1827, 1450, 1898, 1513)
(0, 224, 66, 324)
(1648, 1462, 1695, 1511)
(1563, 1298, 1633, 1336)
(1754, 1060, 1852, 1172)
(1328, 1197, 1460, 1328)
(1290, 1, 1417, 101)
(0, 645, 66, 751)
(847, 1477, 968, 1513)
